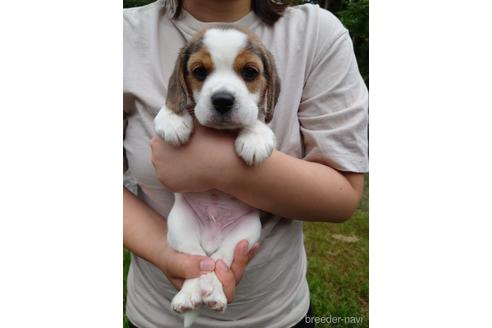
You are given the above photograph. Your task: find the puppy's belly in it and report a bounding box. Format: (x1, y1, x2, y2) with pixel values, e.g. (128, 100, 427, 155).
(182, 190, 254, 255)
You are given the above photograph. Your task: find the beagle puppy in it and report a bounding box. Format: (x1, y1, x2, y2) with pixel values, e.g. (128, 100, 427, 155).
(154, 25, 280, 327)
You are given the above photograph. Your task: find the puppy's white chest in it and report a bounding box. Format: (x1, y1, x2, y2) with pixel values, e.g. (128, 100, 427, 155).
(182, 190, 254, 255)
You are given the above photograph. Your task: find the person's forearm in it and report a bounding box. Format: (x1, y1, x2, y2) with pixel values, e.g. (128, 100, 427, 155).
(123, 187, 168, 269)
(219, 150, 364, 222)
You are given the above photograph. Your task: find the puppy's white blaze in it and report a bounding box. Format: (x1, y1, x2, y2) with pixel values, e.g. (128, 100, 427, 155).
(203, 29, 248, 70)
(206, 71, 244, 94)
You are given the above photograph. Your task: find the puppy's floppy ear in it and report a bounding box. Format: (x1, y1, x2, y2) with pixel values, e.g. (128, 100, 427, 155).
(165, 47, 193, 113)
(260, 47, 281, 123)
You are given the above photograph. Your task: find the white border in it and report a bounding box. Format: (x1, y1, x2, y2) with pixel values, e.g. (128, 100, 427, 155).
(0, 1, 122, 327)
(371, 1, 492, 327)
(1, 0, 492, 327)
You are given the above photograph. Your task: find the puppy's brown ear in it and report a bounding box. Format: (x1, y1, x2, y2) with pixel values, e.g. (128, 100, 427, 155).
(165, 48, 192, 113)
(261, 48, 281, 123)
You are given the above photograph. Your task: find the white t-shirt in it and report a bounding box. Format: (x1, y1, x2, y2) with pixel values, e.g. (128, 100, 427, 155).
(123, 1, 368, 327)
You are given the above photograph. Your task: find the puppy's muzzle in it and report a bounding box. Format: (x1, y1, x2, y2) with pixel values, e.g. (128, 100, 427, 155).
(211, 91, 235, 114)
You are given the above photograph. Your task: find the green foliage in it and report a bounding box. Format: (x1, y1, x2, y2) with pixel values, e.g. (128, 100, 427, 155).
(337, 0, 369, 86)
(123, 0, 154, 8)
(123, 250, 131, 328)
(283, 0, 370, 86)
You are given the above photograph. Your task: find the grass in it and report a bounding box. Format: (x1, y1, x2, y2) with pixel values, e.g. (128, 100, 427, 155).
(124, 249, 131, 328)
(123, 174, 368, 327)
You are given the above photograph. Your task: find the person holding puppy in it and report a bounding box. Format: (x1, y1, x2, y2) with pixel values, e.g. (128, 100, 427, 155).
(124, 0, 368, 327)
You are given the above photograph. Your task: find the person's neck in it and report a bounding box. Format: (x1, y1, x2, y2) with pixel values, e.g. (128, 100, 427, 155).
(183, 0, 252, 22)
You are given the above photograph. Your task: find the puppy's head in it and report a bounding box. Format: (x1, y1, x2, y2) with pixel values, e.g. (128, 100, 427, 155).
(165, 26, 280, 129)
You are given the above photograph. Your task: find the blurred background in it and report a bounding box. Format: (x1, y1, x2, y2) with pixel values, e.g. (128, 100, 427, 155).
(123, 1, 369, 327)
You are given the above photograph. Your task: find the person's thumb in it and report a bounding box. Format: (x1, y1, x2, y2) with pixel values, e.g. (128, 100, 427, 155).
(167, 252, 215, 279)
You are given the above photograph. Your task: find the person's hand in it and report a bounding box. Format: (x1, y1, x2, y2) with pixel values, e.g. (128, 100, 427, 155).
(214, 240, 260, 303)
(159, 239, 259, 300)
(159, 245, 216, 290)
(150, 123, 240, 193)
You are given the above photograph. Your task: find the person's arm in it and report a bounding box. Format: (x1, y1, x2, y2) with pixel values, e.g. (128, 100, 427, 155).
(123, 187, 215, 289)
(150, 126, 363, 223)
(220, 150, 364, 222)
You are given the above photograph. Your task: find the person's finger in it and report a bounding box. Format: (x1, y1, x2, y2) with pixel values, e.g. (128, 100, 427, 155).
(215, 259, 236, 303)
(230, 240, 250, 282)
(248, 242, 260, 260)
(169, 277, 184, 291)
(166, 251, 215, 280)
(150, 136, 157, 150)
(150, 135, 164, 152)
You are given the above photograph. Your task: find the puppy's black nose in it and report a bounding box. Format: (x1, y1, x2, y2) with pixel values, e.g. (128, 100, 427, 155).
(211, 92, 235, 114)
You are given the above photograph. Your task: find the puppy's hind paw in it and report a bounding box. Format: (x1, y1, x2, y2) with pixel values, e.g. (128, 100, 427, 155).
(171, 288, 202, 313)
(199, 273, 214, 297)
(200, 273, 227, 312)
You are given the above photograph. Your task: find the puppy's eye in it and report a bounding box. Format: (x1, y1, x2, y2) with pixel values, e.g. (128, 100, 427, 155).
(192, 66, 208, 81)
(241, 66, 259, 82)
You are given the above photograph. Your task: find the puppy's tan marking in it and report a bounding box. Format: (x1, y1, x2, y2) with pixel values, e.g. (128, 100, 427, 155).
(233, 49, 266, 94)
(188, 47, 214, 93)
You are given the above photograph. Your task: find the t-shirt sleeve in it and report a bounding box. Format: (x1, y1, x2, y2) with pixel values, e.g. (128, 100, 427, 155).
(299, 10, 368, 173)
(123, 7, 143, 173)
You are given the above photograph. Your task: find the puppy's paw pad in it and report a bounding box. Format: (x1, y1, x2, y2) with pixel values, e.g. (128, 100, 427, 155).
(154, 108, 193, 146)
(203, 292, 227, 312)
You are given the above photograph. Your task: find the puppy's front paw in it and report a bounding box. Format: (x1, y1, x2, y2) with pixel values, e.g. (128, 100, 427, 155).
(200, 273, 227, 312)
(154, 106, 193, 146)
(235, 122, 276, 166)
